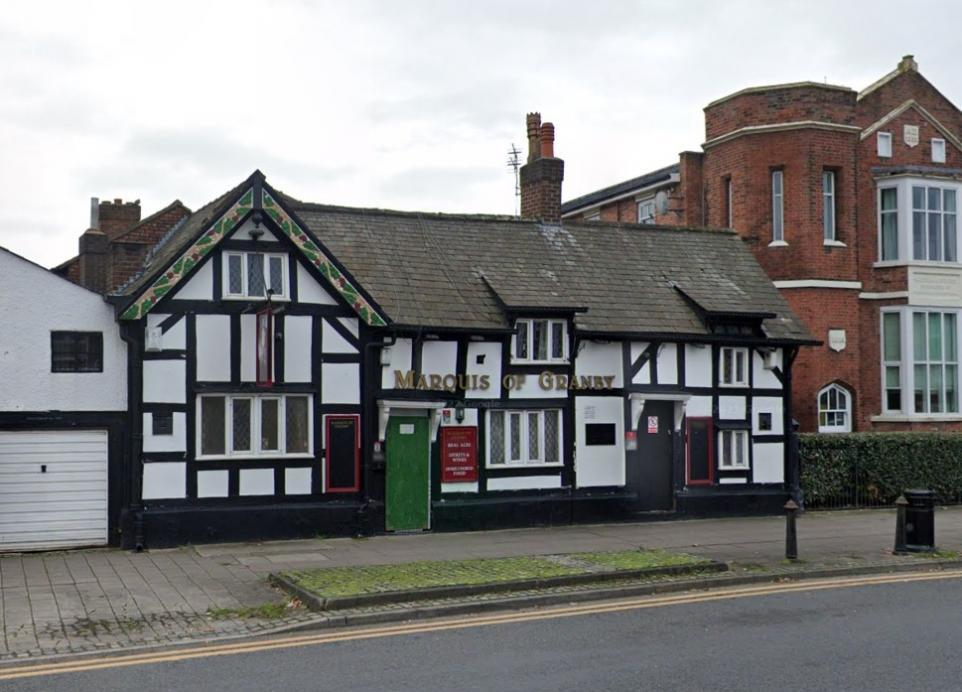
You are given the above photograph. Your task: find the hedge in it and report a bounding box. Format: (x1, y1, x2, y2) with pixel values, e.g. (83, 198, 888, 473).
(799, 432, 962, 507)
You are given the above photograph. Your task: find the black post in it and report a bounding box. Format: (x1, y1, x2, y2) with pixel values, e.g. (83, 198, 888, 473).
(784, 499, 799, 560)
(894, 494, 908, 554)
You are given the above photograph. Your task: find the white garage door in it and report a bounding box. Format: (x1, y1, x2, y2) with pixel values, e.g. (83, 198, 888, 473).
(0, 430, 108, 551)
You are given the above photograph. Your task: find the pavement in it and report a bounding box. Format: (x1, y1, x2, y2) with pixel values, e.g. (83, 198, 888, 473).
(1, 506, 961, 661)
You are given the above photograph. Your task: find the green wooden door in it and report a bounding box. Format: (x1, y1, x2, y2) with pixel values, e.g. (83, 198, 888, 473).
(385, 416, 430, 531)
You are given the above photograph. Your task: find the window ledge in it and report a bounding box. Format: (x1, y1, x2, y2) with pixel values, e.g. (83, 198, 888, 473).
(873, 260, 962, 269)
(823, 240, 847, 247)
(486, 463, 564, 470)
(871, 414, 962, 423)
(196, 453, 315, 461)
(768, 240, 789, 247)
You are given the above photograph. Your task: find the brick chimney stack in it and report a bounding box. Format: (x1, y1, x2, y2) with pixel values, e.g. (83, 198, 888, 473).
(520, 112, 565, 222)
(98, 198, 142, 240)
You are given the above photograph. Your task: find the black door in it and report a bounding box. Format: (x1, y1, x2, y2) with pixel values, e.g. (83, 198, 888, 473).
(627, 400, 675, 511)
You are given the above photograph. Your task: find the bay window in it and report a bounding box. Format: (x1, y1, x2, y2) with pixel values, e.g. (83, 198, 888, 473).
(487, 409, 561, 466)
(877, 179, 961, 263)
(881, 308, 960, 416)
(198, 393, 312, 458)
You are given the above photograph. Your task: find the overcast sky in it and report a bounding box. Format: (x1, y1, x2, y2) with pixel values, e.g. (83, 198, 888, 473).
(2, 1, 960, 267)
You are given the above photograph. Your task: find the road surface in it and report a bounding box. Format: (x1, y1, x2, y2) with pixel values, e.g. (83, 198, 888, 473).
(2, 570, 960, 691)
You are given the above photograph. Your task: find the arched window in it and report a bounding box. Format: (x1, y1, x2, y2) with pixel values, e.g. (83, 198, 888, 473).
(818, 384, 851, 433)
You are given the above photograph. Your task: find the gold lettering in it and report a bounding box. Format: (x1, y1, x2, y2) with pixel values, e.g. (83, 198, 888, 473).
(417, 374, 428, 390)
(443, 374, 458, 392)
(502, 374, 515, 390)
(479, 375, 491, 390)
(556, 374, 568, 390)
(429, 374, 443, 390)
(539, 371, 554, 390)
(603, 376, 616, 389)
(394, 370, 415, 389)
(592, 376, 604, 389)
(568, 375, 580, 390)
(580, 376, 592, 389)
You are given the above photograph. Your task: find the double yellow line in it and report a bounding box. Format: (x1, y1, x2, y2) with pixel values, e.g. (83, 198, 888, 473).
(2, 569, 960, 681)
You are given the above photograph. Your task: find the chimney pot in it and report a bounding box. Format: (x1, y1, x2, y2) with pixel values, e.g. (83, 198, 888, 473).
(899, 54, 918, 72)
(114, 198, 122, 205)
(526, 112, 542, 163)
(90, 197, 100, 229)
(540, 123, 555, 159)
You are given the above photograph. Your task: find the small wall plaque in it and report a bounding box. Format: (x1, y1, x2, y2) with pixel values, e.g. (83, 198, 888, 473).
(828, 329, 847, 352)
(904, 124, 920, 147)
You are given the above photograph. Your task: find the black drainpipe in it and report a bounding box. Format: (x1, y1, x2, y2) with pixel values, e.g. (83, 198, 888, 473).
(119, 321, 145, 551)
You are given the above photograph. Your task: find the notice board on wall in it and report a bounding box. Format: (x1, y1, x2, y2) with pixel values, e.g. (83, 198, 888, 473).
(326, 415, 359, 492)
(440, 426, 478, 483)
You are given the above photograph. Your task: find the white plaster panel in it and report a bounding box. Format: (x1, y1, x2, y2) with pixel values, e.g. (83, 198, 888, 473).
(630, 342, 650, 385)
(381, 338, 413, 389)
(195, 315, 231, 382)
(508, 373, 568, 399)
(338, 318, 359, 338)
(142, 462, 186, 499)
(753, 443, 785, 484)
(487, 476, 562, 491)
(285, 467, 312, 495)
(465, 341, 502, 399)
(753, 349, 783, 389)
(718, 395, 746, 420)
(421, 341, 458, 382)
(442, 482, 479, 493)
(197, 470, 229, 498)
(322, 318, 358, 354)
(322, 363, 361, 404)
(143, 360, 186, 403)
(657, 343, 678, 385)
(240, 468, 275, 496)
(439, 408, 479, 427)
(685, 344, 712, 387)
(142, 412, 186, 452)
(0, 249, 127, 412)
(296, 263, 337, 305)
(575, 341, 623, 388)
(719, 477, 746, 485)
(240, 314, 256, 382)
(172, 259, 213, 300)
(686, 396, 712, 418)
(752, 397, 784, 435)
(575, 396, 625, 488)
(284, 316, 313, 383)
(146, 313, 186, 350)
(231, 218, 279, 242)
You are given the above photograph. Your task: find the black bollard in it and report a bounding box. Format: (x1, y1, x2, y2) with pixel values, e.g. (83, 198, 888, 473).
(894, 494, 908, 554)
(784, 499, 799, 560)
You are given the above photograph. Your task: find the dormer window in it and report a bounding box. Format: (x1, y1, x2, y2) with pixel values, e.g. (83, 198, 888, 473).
(513, 319, 567, 363)
(224, 252, 287, 300)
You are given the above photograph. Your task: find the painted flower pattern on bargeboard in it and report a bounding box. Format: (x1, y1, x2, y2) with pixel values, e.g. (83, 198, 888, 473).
(121, 186, 387, 328)
(262, 189, 386, 327)
(120, 189, 254, 320)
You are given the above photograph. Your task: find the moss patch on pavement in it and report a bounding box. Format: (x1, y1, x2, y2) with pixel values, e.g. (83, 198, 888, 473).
(572, 549, 706, 571)
(281, 549, 709, 599)
(207, 602, 293, 620)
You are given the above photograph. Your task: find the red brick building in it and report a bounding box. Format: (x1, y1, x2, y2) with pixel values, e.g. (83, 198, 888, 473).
(53, 198, 191, 294)
(563, 56, 962, 433)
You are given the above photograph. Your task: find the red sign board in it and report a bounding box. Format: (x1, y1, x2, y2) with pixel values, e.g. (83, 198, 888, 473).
(647, 416, 659, 434)
(440, 426, 478, 483)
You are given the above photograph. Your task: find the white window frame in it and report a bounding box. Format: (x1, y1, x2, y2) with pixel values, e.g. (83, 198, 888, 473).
(719, 347, 749, 387)
(585, 211, 601, 222)
(879, 307, 961, 417)
(717, 429, 749, 470)
(876, 178, 962, 266)
(910, 184, 957, 262)
(196, 393, 313, 460)
(911, 310, 959, 414)
(223, 251, 289, 300)
(512, 318, 568, 364)
(486, 408, 562, 468)
(817, 383, 851, 433)
(770, 170, 784, 244)
(822, 170, 836, 243)
(932, 138, 946, 164)
(637, 199, 655, 224)
(877, 131, 893, 158)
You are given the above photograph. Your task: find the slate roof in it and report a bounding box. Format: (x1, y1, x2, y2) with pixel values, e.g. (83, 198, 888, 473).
(560, 163, 679, 216)
(117, 174, 812, 343)
(283, 194, 811, 342)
